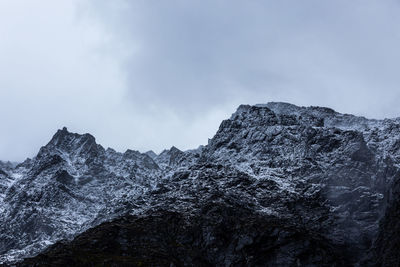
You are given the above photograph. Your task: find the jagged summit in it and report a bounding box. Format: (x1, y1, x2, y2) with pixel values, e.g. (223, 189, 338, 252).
(35, 127, 103, 163)
(234, 102, 342, 120)
(47, 127, 97, 149)
(262, 101, 337, 116)
(231, 102, 386, 132)
(144, 150, 157, 159)
(169, 146, 182, 153)
(154, 146, 185, 168)
(258, 101, 304, 113)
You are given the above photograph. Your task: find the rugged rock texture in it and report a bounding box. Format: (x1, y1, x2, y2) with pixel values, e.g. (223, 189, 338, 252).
(20, 208, 350, 267)
(2, 102, 400, 266)
(364, 171, 400, 267)
(0, 128, 161, 263)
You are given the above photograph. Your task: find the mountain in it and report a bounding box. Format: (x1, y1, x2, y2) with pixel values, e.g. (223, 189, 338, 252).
(0, 128, 161, 263)
(1, 102, 400, 266)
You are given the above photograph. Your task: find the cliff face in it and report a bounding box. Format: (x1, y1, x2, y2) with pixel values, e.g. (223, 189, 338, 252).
(2, 102, 400, 266)
(365, 171, 400, 267)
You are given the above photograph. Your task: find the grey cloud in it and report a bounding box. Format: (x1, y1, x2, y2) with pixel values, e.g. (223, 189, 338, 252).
(86, 0, 400, 117)
(1, 0, 400, 161)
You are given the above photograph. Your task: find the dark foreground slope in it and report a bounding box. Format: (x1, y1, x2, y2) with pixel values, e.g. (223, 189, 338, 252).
(3, 102, 400, 266)
(364, 172, 400, 267)
(21, 207, 350, 267)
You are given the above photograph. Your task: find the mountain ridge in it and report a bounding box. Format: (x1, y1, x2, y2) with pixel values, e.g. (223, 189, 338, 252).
(1, 102, 400, 266)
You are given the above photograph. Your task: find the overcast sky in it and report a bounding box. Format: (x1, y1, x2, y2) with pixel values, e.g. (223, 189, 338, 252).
(1, 0, 400, 161)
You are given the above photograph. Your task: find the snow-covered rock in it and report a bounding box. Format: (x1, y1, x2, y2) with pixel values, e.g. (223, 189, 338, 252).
(0, 128, 160, 263)
(2, 103, 400, 265)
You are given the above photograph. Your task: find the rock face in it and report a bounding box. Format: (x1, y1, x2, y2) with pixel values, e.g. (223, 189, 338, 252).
(365, 171, 400, 267)
(1, 102, 400, 266)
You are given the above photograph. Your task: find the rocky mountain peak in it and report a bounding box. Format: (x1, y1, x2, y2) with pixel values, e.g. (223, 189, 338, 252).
(37, 127, 102, 160)
(261, 101, 336, 117)
(258, 101, 302, 114)
(48, 127, 96, 149)
(230, 104, 273, 119)
(123, 149, 142, 158)
(154, 146, 185, 169)
(228, 102, 326, 129)
(169, 146, 182, 154)
(144, 150, 157, 159)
